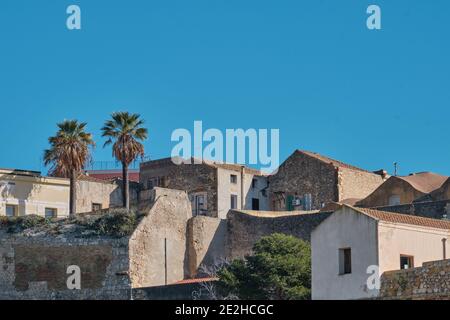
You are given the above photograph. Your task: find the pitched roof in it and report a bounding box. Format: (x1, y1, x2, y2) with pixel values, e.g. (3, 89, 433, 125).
(349, 205, 450, 230)
(395, 172, 448, 194)
(297, 150, 371, 173)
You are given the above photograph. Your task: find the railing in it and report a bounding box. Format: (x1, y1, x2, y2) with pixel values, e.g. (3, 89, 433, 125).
(84, 156, 151, 171)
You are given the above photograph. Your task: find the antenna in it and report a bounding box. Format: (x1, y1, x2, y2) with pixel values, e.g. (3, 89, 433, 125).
(393, 162, 398, 176)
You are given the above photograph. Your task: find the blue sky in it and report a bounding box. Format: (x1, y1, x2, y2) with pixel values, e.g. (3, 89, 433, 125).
(0, 0, 449, 176)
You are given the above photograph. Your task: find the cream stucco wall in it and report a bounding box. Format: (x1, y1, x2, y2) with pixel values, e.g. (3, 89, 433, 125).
(0, 170, 70, 218)
(312, 206, 379, 300)
(217, 168, 269, 219)
(377, 223, 450, 273)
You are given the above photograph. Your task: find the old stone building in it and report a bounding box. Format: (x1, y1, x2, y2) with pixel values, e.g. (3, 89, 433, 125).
(357, 172, 448, 208)
(268, 150, 388, 211)
(0, 188, 193, 299)
(414, 177, 450, 203)
(140, 157, 269, 219)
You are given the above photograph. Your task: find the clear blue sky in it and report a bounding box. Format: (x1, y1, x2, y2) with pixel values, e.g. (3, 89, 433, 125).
(1, 0, 449, 176)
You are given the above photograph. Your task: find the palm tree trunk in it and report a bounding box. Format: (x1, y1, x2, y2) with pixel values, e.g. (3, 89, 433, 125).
(122, 162, 130, 210)
(70, 169, 77, 215)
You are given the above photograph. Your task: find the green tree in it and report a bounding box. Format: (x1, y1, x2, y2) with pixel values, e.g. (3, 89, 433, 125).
(217, 233, 311, 300)
(44, 120, 95, 215)
(101, 112, 148, 210)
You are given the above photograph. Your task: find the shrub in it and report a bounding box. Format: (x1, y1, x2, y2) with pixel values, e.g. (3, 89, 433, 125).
(0, 215, 47, 233)
(217, 233, 311, 300)
(72, 208, 138, 238)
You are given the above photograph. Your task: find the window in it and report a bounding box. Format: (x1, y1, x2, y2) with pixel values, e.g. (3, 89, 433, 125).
(304, 193, 312, 211)
(252, 198, 260, 210)
(230, 194, 238, 209)
(45, 208, 57, 218)
(339, 248, 352, 275)
(92, 203, 102, 212)
(6, 205, 17, 217)
(193, 194, 207, 216)
(389, 195, 401, 206)
(400, 255, 414, 270)
(230, 174, 237, 184)
(252, 178, 257, 189)
(147, 177, 165, 189)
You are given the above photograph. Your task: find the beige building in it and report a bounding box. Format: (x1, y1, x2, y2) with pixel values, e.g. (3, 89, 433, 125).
(357, 172, 448, 208)
(0, 168, 135, 218)
(0, 168, 70, 218)
(312, 205, 450, 300)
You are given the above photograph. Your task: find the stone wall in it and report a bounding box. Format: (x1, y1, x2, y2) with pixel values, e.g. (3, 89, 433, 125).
(129, 187, 192, 288)
(187, 216, 227, 277)
(140, 159, 218, 217)
(268, 151, 338, 210)
(379, 259, 450, 300)
(226, 210, 331, 259)
(373, 199, 450, 219)
(337, 166, 386, 203)
(0, 231, 131, 300)
(0, 187, 193, 299)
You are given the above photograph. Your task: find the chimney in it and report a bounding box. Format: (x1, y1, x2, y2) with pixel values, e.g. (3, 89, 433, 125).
(373, 169, 388, 179)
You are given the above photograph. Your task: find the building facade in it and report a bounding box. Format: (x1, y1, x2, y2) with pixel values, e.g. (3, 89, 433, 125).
(357, 172, 448, 208)
(140, 158, 269, 219)
(0, 168, 137, 217)
(312, 205, 450, 300)
(268, 150, 388, 211)
(0, 168, 70, 218)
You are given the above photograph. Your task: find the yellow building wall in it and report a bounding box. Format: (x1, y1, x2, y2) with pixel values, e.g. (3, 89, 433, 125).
(0, 171, 70, 218)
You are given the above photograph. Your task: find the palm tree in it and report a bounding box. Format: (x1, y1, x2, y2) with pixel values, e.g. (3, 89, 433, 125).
(44, 120, 95, 215)
(101, 112, 148, 210)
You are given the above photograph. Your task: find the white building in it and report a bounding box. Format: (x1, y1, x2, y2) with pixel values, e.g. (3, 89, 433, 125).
(312, 205, 450, 300)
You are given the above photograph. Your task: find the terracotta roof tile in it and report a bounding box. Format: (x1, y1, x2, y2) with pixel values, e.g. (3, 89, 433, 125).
(349, 205, 450, 230)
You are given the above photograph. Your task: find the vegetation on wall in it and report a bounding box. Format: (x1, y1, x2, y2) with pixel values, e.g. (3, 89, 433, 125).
(0, 215, 48, 233)
(216, 233, 311, 300)
(71, 208, 140, 237)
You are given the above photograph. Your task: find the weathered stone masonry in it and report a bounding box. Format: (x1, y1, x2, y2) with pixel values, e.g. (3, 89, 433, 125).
(380, 259, 450, 300)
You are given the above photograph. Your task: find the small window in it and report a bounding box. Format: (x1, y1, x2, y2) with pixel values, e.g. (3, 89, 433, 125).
(45, 208, 57, 218)
(92, 203, 102, 212)
(148, 177, 165, 189)
(339, 248, 352, 275)
(230, 194, 238, 209)
(230, 175, 237, 184)
(400, 255, 414, 270)
(252, 178, 257, 189)
(6, 205, 17, 217)
(252, 198, 260, 210)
